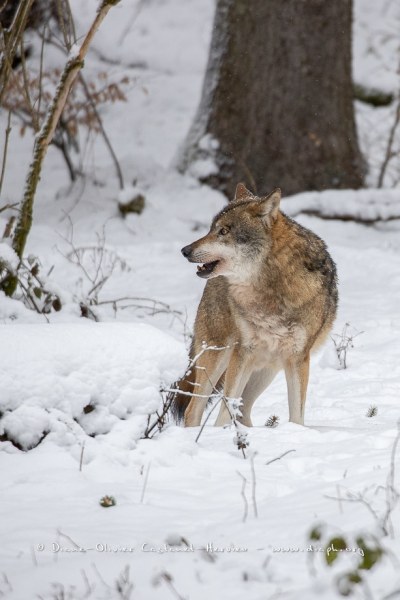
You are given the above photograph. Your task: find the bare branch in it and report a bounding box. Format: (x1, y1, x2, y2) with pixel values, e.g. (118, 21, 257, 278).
(0, 110, 11, 197)
(237, 471, 249, 523)
(0, 0, 35, 105)
(265, 449, 296, 466)
(1, 0, 121, 297)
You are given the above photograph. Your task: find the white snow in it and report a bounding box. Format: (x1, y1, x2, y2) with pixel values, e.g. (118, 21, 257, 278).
(282, 188, 400, 222)
(0, 242, 19, 272)
(0, 0, 400, 598)
(0, 323, 186, 451)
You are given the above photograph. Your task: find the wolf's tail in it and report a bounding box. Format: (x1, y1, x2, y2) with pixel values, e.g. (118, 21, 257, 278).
(169, 365, 195, 423)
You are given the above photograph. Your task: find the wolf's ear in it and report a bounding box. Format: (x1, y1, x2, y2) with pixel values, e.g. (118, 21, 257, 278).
(258, 188, 281, 226)
(234, 182, 254, 202)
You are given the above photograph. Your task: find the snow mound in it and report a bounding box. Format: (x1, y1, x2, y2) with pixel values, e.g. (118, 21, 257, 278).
(282, 189, 400, 222)
(0, 323, 186, 452)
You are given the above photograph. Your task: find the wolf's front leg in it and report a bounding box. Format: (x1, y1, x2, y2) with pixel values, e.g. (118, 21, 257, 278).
(214, 349, 253, 426)
(284, 353, 310, 425)
(184, 350, 228, 427)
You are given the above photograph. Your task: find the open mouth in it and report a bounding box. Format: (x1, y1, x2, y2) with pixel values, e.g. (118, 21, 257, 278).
(196, 260, 220, 278)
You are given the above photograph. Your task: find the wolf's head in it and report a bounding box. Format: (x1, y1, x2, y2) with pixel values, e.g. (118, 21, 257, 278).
(181, 184, 281, 281)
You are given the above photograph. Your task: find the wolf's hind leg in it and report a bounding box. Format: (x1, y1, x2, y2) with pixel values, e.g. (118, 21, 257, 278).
(284, 353, 310, 425)
(238, 366, 279, 427)
(184, 350, 228, 427)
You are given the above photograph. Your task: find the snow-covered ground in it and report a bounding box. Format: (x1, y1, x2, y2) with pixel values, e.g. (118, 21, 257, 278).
(1, 0, 400, 598)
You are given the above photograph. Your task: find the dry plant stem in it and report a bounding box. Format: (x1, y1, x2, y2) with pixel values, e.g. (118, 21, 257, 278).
(0, 111, 11, 197)
(250, 453, 258, 518)
(383, 419, 400, 538)
(1, 0, 121, 297)
(79, 73, 124, 189)
(0, 203, 18, 215)
(265, 449, 296, 466)
(237, 471, 249, 523)
(0, 0, 35, 105)
(79, 442, 85, 472)
(195, 395, 223, 443)
(140, 462, 151, 504)
(37, 25, 47, 118)
(30, 545, 38, 567)
(19, 36, 38, 131)
(56, 0, 74, 51)
(58, 0, 123, 188)
(160, 573, 186, 600)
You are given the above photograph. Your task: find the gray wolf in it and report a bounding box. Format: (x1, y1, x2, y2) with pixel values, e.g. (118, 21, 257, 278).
(173, 183, 338, 427)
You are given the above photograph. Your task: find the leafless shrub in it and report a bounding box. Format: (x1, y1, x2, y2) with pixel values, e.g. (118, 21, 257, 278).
(325, 420, 400, 538)
(2, 66, 130, 182)
(331, 322, 364, 369)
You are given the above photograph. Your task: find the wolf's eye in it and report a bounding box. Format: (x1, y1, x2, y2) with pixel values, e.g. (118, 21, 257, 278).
(219, 227, 230, 236)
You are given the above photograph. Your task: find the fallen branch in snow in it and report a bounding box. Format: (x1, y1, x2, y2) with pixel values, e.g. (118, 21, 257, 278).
(282, 189, 400, 225)
(1, 0, 121, 297)
(353, 82, 394, 108)
(265, 449, 296, 466)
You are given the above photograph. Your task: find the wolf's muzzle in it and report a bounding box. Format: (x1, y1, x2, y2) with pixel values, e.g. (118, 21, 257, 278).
(181, 245, 192, 259)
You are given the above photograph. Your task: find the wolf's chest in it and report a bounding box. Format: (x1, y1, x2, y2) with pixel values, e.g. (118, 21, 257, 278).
(237, 311, 307, 358)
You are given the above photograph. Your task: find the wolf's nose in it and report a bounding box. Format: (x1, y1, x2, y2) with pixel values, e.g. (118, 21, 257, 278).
(181, 245, 192, 258)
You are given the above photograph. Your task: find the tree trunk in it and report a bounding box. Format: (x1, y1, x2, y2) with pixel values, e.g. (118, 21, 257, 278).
(177, 0, 364, 198)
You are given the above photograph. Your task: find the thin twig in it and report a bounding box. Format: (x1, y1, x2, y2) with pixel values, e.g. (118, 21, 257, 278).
(140, 462, 151, 504)
(324, 492, 382, 529)
(19, 35, 38, 131)
(336, 484, 343, 514)
(0, 111, 12, 196)
(79, 73, 124, 189)
(57, 529, 83, 550)
(383, 419, 400, 538)
(250, 453, 258, 518)
(237, 471, 249, 523)
(265, 449, 296, 466)
(159, 572, 187, 600)
(195, 395, 223, 443)
(79, 442, 85, 471)
(30, 545, 38, 567)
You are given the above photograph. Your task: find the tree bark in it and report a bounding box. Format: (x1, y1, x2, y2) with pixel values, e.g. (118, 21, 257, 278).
(178, 0, 364, 198)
